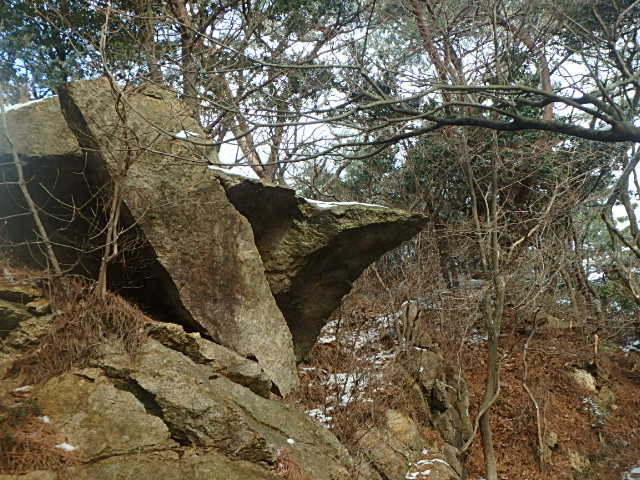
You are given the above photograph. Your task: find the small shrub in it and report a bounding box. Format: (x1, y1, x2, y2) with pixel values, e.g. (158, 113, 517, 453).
(9, 277, 149, 383)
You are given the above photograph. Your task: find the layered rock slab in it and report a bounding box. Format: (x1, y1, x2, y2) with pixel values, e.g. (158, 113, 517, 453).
(30, 338, 375, 480)
(54, 78, 297, 395)
(213, 171, 426, 359)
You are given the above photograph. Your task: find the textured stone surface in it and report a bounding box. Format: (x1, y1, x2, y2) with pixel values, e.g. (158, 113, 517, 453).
(27, 339, 373, 480)
(70, 450, 280, 480)
(36, 368, 176, 458)
(568, 367, 597, 392)
(356, 408, 461, 480)
(0, 97, 79, 158)
(0, 298, 31, 337)
(146, 320, 273, 397)
(357, 409, 424, 480)
(214, 171, 426, 359)
(57, 78, 297, 395)
(409, 349, 473, 448)
(0, 281, 53, 377)
(0, 471, 57, 480)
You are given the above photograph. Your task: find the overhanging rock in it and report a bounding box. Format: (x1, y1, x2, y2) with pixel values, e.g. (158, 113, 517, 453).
(212, 171, 426, 360)
(0, 96, 80, 158)
(1, 79, 298, 396)
(56, 78, 298, 395)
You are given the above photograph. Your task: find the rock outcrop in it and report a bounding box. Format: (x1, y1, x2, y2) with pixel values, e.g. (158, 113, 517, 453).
(0, 277, 53, 378)
(1, 78, 425, 374)
(0, 97, 79, 158)
(0, 298, 381, 480)
(0, 79, 435, 479)
(57, 80, 299, 395)
(214, 171, 426, 359)
(1, 79, 299, 395)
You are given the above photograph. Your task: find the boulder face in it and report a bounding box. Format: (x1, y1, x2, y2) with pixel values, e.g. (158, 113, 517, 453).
(55, 78, 298, 395)
(0, 97, 79, 158)
(0, 79, 437, 480)
(214, 171, 426, 359)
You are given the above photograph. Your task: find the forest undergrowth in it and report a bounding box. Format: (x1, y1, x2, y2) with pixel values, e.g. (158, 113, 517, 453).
(289, 262, 640, 480)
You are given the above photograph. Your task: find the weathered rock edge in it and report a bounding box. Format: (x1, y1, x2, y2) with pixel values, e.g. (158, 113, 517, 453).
(213, 170, 427, 359)
(0, 79, 298, 395)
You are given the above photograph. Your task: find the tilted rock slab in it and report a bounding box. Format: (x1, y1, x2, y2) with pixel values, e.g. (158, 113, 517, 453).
(213, 171, 426, 359)
(53, 78, 297, 395)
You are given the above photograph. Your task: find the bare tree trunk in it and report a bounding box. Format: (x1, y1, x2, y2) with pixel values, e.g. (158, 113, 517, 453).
(169, 0, 199, 115)
(480, 327, 499, 480)
(134, 0, 163, 83)
(480, 271, 504, 480)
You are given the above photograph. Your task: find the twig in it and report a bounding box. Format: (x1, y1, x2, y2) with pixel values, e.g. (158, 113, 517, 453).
(522, 311, 547, 472)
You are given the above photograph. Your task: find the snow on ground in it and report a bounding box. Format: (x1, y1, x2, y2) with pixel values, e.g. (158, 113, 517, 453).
(14, 385, 33, 392)
(623, 465, 640, 479)
(303, 312, 396, 425)
(405, 451, 453, 479)
(622, 339, 640, 353)
(55, 442, 77, 452)
(3, 97, 52, 112)
(467, 330, 488, 345)
(306, 408, 334, 426)
(304, 198, 387, 209)
(329, 372, 378, 406)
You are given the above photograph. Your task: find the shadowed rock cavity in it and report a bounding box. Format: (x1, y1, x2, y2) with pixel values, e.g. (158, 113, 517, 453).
(213, 172, 426, 360)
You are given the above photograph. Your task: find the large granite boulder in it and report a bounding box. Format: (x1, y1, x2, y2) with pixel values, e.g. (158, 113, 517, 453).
(53, 78, 298, 395)
(1, 78, 426, 392)
(213, 171, 426, 359)
(0, 97, 79, 158)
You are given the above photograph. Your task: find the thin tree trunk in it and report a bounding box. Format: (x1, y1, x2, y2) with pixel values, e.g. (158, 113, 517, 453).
(169, 0, 199, 114)
(0, 99, 62, 275)
(480, 329, 499, 480)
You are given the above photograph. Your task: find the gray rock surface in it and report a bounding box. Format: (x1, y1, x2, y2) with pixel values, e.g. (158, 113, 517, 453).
(0, 280, 53, 377)
(57, 78, 298, 395)
(28, 339, 376, 480)
(0, 97, 79, 158)
(214, 171, 426, 359)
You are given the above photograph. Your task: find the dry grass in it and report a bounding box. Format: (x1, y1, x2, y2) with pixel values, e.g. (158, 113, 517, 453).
(0, 396, 78, 474)
(291, 238, 640, 480)
(8, 277, 149, 383)
(461, 324, 640, 480)
(275, 447, 313, 480)
(288, 271, 436, 468)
